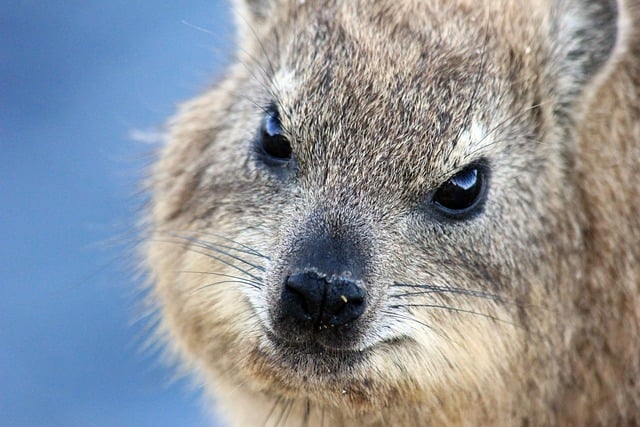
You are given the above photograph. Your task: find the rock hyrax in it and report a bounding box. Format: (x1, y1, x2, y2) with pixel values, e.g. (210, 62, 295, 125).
(144, 0, 640, 425)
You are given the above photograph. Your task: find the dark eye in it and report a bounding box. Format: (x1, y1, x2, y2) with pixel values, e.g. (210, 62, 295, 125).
(431, 162, 488, 219)
(258, 107, 292, 162)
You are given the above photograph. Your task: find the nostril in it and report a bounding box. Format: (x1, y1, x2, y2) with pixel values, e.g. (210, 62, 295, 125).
(282, 272, 326, 322)
(323, 279, 366, 326)
(324, 279, 365, 315)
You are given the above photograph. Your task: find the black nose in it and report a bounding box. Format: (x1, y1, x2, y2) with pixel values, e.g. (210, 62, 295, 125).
(282, 271, 366, 329)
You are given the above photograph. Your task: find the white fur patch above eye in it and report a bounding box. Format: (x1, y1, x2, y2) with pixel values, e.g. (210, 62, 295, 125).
(457, 121, 489, 158)
(463, 121, 486, 145)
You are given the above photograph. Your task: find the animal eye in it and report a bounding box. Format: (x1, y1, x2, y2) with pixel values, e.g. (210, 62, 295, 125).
(431, 162, 488, 219)
(258, 107, 292, 162)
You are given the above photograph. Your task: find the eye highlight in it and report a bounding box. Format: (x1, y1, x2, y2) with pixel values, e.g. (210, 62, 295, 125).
(257, 106, 292, 163)
(431, 162, 488, 219)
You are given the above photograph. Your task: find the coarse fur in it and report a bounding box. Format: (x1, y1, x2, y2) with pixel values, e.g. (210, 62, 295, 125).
(144, 0, 640, 425)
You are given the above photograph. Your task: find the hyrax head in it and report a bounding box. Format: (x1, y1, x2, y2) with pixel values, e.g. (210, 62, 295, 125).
(147, 0, 618, 413)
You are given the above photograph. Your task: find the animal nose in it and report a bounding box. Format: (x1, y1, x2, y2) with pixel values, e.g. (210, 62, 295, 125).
(282, 271, 366, 329)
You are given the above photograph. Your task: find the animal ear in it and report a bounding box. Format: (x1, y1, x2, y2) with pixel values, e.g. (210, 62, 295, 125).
(548, 0, 619, 105)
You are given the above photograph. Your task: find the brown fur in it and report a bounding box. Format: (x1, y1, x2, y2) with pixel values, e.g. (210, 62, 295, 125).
(144, 0, 640, 425)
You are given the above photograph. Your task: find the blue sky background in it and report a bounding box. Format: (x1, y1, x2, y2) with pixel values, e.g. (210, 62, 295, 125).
(1, 2, 233, 425)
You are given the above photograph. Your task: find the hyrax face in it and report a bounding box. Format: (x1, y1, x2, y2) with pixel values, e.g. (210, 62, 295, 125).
(147, 0, 623, 421)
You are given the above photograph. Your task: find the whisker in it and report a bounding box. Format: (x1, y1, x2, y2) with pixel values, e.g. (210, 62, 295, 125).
(390, 289, 496, 301)
(454, 29, 490, 149)
(188, 240, 267, 267)
(388, 303, 516, 326)
(284, 399, 296, 427)
(232, 4, 293, 120)
(302, 399, 310, 427)
(274, 398, 293, 427)
(390, 282, 550, 314)
(178, 17, 244, 59)
(167, 234, 267, 272)
(486, 101, 548, 139)
(177, 269, 262, 287)
(182, 11, 280, 108)
(390, 282, 504, 302)
(192, 231, 270, 259)
(263, 394, 283, 427)
(193, 279, 261, 293)
(162, 242, 263, 283)
(238, 11, 277, 77)
(380, 309, 436, 333)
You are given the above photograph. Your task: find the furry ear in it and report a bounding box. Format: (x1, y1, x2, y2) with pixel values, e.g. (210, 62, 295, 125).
(549, 0, 619, 105)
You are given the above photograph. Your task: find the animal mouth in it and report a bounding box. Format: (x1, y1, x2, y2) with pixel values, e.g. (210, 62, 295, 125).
(265, 326, 370, 353)
(262, 326, 408, 380)
(263, 328, 372, 373)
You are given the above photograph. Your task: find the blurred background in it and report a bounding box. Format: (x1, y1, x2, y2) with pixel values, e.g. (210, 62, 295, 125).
(1, 2, 233, 426)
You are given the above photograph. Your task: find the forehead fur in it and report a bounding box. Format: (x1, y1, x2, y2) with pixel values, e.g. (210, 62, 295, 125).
(244, 0, 545, 197)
